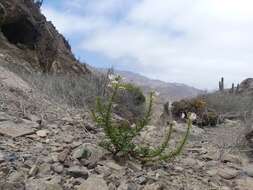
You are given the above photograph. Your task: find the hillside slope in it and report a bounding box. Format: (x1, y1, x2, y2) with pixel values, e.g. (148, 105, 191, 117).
(117, 70, 204, 101)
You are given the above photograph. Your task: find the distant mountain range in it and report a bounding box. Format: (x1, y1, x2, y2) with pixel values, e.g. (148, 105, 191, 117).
(116, 70, 204, 102)
(89, 66, 204, 102)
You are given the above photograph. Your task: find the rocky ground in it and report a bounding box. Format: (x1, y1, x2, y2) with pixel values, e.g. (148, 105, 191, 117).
(0, 66, 253, 190)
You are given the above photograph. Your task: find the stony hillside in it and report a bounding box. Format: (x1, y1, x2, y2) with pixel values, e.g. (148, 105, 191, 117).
(0, 1, 253, 190)
(0, 66, 253, 189)
(238, 78, 253, 94)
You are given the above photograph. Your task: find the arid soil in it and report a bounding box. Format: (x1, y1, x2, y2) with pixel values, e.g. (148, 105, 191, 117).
(0, 65, 253, 190)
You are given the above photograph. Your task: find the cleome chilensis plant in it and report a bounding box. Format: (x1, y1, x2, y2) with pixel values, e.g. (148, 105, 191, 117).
(92, 75, 195, 162)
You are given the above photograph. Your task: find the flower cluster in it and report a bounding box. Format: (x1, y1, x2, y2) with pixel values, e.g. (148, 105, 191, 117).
(181, 112, 197, 121)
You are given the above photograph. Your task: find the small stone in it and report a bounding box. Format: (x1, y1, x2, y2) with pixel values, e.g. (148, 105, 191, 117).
(243, 164, 253, 177)
(127, 183, 138, 190)
(25, 179, 63, 190)
(52, 163, 64, 174)
(39, 163, 51, 175)
(36, 129, 50, 137)
(220, 186, 231, 190)
(0, 152, 5, 163)
(174, 166, 184, 172)
(127, 161, 142, 171)
(63, 135, 74, 143)
(0, 182, 25, 190)
(28, 114, 42, 124)
(104, 161, 123, 171)
(218, 167, 239, 180)
(87, 161, 98, 169)
(183, 158, 197, 167)
(207, 169, 218, 177)
(71, 141, 82, 149)
(73, 147, 91, 159)
(222, 154, 242, 165)
(143, 183, 162, 190)
(136, 176, 147, 185)
(0, 112, 13, 122)
(108, 183, 117, 190)
(235, 177, 253, 190)
(77, 176, 108, 190)
(58, 148, 70, 163)
(67, 166, 89, 178)
(95, 165, 111, 176)
(29, 165, 39, 176)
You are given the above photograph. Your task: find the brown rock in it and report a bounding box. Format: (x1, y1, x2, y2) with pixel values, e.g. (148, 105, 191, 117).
(0, 121, 35, 138)
(58, 148, 70, 163)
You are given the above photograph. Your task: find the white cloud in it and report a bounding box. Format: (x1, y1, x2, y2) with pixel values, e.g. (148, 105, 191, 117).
(42, 0, 253, 89)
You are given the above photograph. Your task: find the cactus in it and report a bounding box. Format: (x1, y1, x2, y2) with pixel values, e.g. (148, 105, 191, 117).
(219, 77, 224, 91)
(92, 76, 192, 162)
(231, 83, 235, 94)
(236, 84, 240, 94)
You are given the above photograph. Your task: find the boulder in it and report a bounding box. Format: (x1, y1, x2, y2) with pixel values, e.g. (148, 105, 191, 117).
(238, 78, 253, 93)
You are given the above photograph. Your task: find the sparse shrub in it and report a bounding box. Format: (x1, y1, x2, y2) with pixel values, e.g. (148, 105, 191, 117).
(201, 111, 218, 126)
(114, 82, 146, 123)
(202, 92, 253, 115)
(1, 62, 110, 108)
(92, 76, 194, 162)
(172, 98, 218, 127)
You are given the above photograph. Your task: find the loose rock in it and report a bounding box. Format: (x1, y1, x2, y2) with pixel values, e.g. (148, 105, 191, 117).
(67, 166, 89, 178)
(77, 176, 108, 190)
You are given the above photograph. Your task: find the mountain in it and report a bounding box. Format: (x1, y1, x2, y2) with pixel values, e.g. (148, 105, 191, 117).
(117, 70, 204, 102)
(0, 0, 89, 74)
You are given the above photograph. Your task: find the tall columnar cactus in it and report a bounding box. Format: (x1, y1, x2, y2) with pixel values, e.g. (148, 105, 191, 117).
(231, 83, 235, 94)
(92, 75, 193, 162)
(219, 77, 224, 91)
(236, 84, 240, 94)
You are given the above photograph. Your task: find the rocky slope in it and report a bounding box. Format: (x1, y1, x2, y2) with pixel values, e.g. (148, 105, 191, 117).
(0, 65, 253, 190)
(0, 0, 89, 74)
(0, 1, 253, 190)
(238, 78, 253, 94)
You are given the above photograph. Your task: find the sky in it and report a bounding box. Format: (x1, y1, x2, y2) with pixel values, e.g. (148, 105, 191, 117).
(42, 0, 253, 90)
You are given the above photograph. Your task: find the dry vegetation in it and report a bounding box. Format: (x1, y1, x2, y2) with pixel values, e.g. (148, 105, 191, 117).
(203, 92, 253, 116)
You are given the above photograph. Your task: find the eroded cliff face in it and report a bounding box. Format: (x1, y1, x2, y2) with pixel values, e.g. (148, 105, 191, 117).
(0, 0, 89, 74)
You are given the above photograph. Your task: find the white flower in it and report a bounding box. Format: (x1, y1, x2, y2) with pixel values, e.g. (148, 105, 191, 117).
(181, 113, 186, 119)
(119, 86, 126, 90)
(108, 74, 116, 81)
(111, 80, 119, 85)
(189, 112, 197, 121)
(154, 91, 160, 96)
(172, 120, 177, 126)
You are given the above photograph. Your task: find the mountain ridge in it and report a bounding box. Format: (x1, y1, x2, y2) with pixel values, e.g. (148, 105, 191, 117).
(116, 70, 204, 101)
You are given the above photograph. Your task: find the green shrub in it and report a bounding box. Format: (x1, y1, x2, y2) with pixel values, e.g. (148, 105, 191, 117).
(92, 76, 193, 162)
